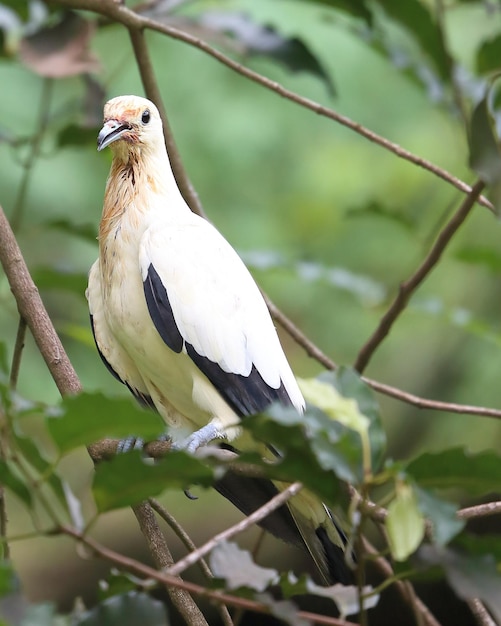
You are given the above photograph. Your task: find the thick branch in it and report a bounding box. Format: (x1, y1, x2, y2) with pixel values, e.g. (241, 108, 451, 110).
(354, 180, 486, 374)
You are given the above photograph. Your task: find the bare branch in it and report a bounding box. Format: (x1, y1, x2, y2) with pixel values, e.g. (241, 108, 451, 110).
(467, 598, 497, 626)
(53, 0, 493, 212)
(354, 180, 486, 374)
(9, 316, 27, 390)
(458, 501, 501, 520)
(168, 482, 303, 576)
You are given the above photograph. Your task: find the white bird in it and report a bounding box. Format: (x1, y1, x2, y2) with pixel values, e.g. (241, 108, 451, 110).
(87, 94, 352, 584)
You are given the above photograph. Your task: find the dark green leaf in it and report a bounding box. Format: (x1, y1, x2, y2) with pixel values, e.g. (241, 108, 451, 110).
(456, 534, 501, 562)
(419, 545, 501, 622)
(11, 429, 66, 507)
(98, 571, 144, 601)
(75, 592, 168, 626)
(32, 267, 88, 297)
(199, 12, 335, 94)
(210, 541, 278, 591)
(468, 94, 501, 192)
(57, 124, 99, 148)
(406, 448, 501, 495)
(92, 450, 214, 512)
(0, 561, 18, 597)
(294, 0, 372, 24)
(373, 0, 449, 80)
(47, 393, 165, 455)
(476, 34, 501, 75)
(456, 245, 501, 272)
(0, 461, 32, 506)
(46, 219, 97, 243)
(414, 486, 464, 546)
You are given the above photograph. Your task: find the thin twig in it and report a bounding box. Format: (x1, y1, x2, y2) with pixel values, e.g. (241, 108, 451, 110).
(53, 0, 494, 213)
(168, 482, 303, 576)
(458, 501, 501, 520)
(354, 180, 486, 374)
(9, 316, 27, 390)
(58, 524, 357, 626)
(467, 598, 497, 626)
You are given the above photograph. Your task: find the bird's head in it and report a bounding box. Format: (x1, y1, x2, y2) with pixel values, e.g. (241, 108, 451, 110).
(97, 95, 163, 158)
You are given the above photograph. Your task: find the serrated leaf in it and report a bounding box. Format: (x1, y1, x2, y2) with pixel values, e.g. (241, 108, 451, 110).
(92, 450, 214, 512)
(47, 393, 165, 455)
(0, 461, 32, 507)
(386, 483, 425, 561)
(476, 34, 501, 75)
(210, 541, 278, 591)
(419, 545, 501, 622)
(75, 592, 168, 626)
(406, 448, 501, 495)
(413, 486, 464, 546)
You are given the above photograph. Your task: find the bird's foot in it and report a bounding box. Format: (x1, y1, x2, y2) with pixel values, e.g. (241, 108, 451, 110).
(175, 422, 224, 454)
(117, 436, 144, 454)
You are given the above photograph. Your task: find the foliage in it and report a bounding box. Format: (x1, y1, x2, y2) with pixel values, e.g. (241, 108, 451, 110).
(0, 0, 501, 625)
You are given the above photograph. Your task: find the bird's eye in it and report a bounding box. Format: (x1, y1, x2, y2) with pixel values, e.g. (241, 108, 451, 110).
(141, 110, 151, 124)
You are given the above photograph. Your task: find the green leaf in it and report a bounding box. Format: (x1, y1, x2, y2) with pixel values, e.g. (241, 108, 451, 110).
(47, 219, 97, 243)
(476, 34, 501, 75)
(11, 429, 66, 507)
(98, 571, 144, 601)
(419, 545, 501, 622)
(0, 460, 32, 507)
(92, 450, 214, 512)
(296, 0, 372, 24)
(0, 561, 18, 597)
(373, 0, 449, 81)
(197, 12, 335, 94)
(386, 482, 425, 561)
(406, 448, 501, 495)
(329, 367, 386, 472)
(75, 592, 169, 626)
(57, 124, 99, 148)
(468, 93, 501, 211)
(456, 245, 501, 273)
(31, 267, 88, 297)
(47, 393, 165, 455)
(413, 486, 464, 546)
(210, 541, 279, 591)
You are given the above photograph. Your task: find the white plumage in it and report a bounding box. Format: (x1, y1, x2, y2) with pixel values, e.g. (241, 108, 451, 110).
(87, 95, 351, 584)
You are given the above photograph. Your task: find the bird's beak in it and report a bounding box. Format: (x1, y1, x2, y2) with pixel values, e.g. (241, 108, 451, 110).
(97, 119, 132, 151)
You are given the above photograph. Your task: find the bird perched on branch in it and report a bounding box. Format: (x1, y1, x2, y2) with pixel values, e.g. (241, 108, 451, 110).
(87, 94, 352, 585)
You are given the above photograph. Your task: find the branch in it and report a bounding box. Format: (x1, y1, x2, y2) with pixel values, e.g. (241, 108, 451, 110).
(52, 0, 494, 212)
(133, 501, 209, 626)
(467, 598, 497, 626)
(58, 524, 358, 626)
(354, 180, 486, 374)
(168, 482, 303, 576)
(458, 501, 501, 520)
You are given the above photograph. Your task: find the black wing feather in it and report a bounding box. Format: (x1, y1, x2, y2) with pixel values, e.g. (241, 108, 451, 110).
(143, 263, 293, 416)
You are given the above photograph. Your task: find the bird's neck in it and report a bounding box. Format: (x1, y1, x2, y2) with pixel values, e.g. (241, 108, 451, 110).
(98, 147, 183, 244)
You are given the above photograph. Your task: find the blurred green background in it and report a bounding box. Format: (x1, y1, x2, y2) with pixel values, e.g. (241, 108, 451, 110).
(1, 0, 501, 622)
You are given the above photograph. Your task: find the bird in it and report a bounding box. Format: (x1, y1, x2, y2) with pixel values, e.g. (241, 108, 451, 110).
(86, 94, 352, 585)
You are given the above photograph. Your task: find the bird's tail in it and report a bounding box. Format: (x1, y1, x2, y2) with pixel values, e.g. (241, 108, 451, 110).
(214, 470, 353, 585)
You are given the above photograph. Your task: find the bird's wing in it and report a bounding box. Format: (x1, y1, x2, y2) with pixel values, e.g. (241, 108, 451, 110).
(139, 218, 304, 417)
(87, 260, 155, 409)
